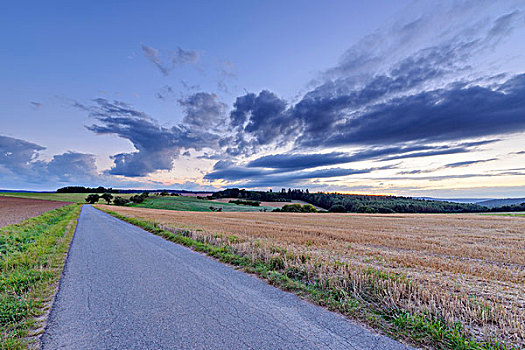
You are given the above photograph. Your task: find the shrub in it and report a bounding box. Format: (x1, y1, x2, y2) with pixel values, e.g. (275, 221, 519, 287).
(281, 204, 303, 212)
(301, 204, 318, 213)
(130, 195, 145, 204)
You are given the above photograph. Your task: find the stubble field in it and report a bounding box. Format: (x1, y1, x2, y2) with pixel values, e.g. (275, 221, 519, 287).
(99, 205, 524, 348)
(0, 196, 72, 227)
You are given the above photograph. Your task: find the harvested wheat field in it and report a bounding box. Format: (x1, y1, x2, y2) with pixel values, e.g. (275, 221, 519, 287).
(99, 205, 525, 347)
(0, 196, 72, 227)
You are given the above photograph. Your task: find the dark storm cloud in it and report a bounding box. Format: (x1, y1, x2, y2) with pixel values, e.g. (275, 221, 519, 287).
(141, 44, 199, 76)
(0, 135, 98, 184)
(82, 98, 221, 177)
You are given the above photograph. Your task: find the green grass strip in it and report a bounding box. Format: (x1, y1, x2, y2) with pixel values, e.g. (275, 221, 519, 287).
(100, 208, 514, 350)
(0, 204, 81, 349)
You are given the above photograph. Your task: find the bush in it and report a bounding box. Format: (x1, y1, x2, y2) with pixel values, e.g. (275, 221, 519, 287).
(85, 194, 100, 204)
(130, 195, 145, 204)
(301, 204, 318, 213)
(281, 204, 303, 212)
(113, 196, 130, 206)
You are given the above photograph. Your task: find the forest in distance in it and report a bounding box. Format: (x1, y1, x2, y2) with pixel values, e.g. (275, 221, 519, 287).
(212, 188, 525, 213)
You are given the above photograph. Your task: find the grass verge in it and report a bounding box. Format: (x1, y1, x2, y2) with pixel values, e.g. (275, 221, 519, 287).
(99, 208, 514, 350)
(0, 204, 81, 349)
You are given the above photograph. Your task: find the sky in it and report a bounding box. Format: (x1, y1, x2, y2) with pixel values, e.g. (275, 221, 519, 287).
(1, 0, 525, 197)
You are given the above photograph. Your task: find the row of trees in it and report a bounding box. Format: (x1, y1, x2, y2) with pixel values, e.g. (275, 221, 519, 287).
(213, 188, 489, 213)
(58, 186, 119, 193)
(85, 192, 149, 205)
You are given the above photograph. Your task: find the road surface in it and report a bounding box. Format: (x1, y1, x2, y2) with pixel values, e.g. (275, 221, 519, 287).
(42, 205, 412, 349)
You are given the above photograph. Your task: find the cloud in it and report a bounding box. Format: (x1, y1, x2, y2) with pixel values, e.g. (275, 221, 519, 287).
(155, 85, 175, 101)
(81, 98, 221, 177)
(178, 92, 226, 131)
(0, 135, 99, 187)
(220, 6, 525, 155)
(232, 167, 391, 188)
(172, 47, 199, 65)
(30, 102, 42, 110)
(0, 135, 45, 173)
(225, 90, 296, 156)
(246, 141, 497, 171)
(141, 44, 200, 76)
(141, 44, 169, 76)
(296, 74, 525, 147)
(445, 158, 498, 168)
(46, 152, 99, 182)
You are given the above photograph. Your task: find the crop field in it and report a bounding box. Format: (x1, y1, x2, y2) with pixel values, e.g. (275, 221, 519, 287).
(132, 196, 276, 212)
(99, 205, 524, 349)
(0, 196, 72, 227)
(0, 192, 138, 204)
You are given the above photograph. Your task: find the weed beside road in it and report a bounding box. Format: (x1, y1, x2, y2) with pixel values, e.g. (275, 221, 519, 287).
(0, 204, 80, 349)
(99, 206, 523, 350)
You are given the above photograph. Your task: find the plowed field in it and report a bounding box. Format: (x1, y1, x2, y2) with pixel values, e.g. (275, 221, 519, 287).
(0, 196, 72, 227)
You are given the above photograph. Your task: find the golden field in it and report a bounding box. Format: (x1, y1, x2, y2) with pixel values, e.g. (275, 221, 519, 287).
(98, 205, 524, 347)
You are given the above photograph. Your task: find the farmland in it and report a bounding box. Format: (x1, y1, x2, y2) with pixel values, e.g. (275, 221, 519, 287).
(0, 197, 72, 227)
(131, 195, 276, 212)
(98, 205, 525, 349)
(0, 192, 138, 204)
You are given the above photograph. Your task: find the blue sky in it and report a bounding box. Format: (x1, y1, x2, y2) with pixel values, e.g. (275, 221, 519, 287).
(1, 0, 525, 197)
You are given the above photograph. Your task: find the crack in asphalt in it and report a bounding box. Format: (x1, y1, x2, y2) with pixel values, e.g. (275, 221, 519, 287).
(41, 205, 413, 349)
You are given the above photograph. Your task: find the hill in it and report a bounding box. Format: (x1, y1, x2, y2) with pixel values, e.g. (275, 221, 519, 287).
(477, 198, 525, 208)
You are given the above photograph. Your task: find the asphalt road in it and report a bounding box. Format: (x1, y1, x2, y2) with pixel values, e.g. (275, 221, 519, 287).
(42, 205, 412, 349)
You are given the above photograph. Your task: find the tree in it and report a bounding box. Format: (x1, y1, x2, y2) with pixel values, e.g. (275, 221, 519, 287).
(101, 193, 113, 204)
(130, 195, 145, 204)
(113, 196, 130, 206)
(329, 204, 346, 213)
(85, 194, 100, 204)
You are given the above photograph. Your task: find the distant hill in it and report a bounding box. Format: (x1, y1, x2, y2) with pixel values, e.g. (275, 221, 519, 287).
(416, 197, 494, 204)
(477, 198, 525, 208)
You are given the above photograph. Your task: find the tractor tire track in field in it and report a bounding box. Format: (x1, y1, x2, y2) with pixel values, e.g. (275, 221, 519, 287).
(42, 205, 411, 349)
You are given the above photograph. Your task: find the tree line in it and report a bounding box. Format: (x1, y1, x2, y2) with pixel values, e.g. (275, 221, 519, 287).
(212, 188, 493, 213)
(57, 186, 119, 193)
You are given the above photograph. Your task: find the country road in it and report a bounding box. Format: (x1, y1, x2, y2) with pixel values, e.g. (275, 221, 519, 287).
(42, 205, 412, 349)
